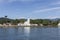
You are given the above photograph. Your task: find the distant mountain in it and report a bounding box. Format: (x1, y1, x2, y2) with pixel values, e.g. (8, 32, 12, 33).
(50, 18, 60, 21)
(0, 17, 13, 21)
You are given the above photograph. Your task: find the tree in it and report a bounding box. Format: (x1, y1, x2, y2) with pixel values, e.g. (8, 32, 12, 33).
(5, 16, 8, 18)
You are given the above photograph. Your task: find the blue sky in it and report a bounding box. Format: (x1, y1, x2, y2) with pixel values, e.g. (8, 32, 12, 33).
(0, 0, 60, 19)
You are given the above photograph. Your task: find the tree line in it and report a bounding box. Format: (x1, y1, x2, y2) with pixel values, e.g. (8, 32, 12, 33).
(0, 16, 59, 26)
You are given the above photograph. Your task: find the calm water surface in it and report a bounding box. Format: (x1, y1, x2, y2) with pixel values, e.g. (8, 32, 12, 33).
(0, 27, 59, 40)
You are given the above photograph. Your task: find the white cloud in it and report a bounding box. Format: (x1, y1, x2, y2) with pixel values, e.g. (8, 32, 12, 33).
(33, 7, 60, 13)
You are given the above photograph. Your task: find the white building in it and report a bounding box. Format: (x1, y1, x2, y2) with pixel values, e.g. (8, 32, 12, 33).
(31, 24, 38, 26)
(17, 19, 39, 26)
(40, 24, 43, 26)
(18, 19, 30, 26)
(0, 24, 3, 26)
(58, 23, 60, 26)
(24, 19, 30, 26)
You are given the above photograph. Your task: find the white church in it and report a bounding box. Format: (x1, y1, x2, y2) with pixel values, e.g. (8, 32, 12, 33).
(58, 22, 60, 27)
(17, 19, 38, 26)
(17, 19, 31, 26)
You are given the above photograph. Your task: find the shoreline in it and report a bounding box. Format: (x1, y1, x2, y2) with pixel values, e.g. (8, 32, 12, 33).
(0, 25, 58, 28)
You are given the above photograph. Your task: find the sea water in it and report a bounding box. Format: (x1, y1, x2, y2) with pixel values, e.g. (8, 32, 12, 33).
(0, 26, 59, 40)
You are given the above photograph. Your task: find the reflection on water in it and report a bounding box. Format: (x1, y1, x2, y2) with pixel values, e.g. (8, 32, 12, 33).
(24, 27, 30, 40)
(0, 27, 59, 40)
(24, 27, 30, 36)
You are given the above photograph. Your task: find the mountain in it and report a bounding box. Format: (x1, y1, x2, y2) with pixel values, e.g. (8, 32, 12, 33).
(50, 18, 60, 21)
(0, 17, 13, 21)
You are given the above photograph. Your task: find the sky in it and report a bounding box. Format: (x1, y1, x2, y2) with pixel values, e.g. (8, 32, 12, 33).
(0, 0, 60, 19)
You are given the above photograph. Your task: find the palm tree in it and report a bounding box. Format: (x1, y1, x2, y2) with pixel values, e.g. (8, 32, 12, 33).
(4, 16, 8, 23)
(5, 16, 7, 18)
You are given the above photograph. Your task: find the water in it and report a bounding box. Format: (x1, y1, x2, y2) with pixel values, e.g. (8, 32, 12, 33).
(0, 27, 59, 40)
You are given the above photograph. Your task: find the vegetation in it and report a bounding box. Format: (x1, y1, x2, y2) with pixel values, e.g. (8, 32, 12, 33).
(0, 16, 59, 26)
(30, 19, 59, 26)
